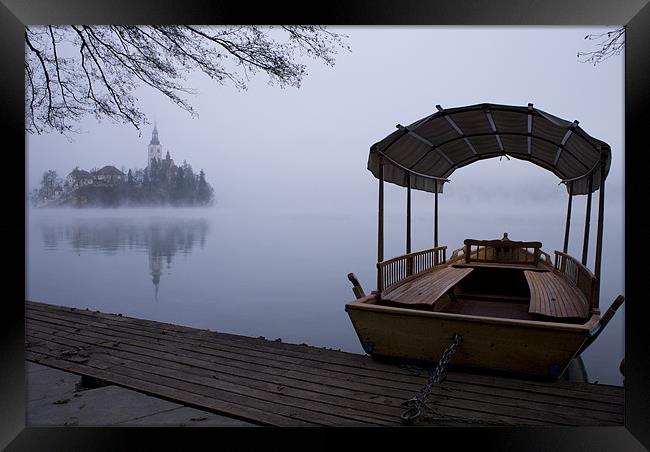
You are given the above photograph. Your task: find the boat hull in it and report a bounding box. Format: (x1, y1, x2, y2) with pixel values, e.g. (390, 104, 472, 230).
(346, 295, 598, 380)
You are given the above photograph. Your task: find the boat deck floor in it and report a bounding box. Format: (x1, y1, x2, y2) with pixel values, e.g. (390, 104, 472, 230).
(25, 301, 623, 426)
(381, 261, 589, 322)
(439, 298, 535, 321)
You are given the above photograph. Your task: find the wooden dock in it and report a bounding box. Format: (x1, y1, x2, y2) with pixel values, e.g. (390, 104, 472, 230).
(25, 301, 624, 427)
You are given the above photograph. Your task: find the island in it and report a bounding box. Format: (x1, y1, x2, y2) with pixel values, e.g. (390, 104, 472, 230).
(30, 125, 214, 207)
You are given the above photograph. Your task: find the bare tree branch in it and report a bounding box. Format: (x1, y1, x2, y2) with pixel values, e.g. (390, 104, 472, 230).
(25, 61, 41, 133)
(72, 25, 141, 128)
(25, 28, 54, 128)
(577, 27, 625, 65)
(24, 25, 350, 136)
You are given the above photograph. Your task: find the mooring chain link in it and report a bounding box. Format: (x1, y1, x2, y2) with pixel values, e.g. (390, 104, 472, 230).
(400, 333, 463, 424)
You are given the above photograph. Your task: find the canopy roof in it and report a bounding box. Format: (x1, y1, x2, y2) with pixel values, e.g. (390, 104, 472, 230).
(367, 103, 611, 195)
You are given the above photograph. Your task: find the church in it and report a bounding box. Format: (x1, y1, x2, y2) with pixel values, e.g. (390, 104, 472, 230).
(146, 123, 177, 182)
(41, 122, 213, 207)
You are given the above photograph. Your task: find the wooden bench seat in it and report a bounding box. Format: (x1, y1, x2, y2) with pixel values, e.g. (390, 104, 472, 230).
(453, 262, 550, 272)
(382, 266, 474, 306)
(524, 270, 589, 320)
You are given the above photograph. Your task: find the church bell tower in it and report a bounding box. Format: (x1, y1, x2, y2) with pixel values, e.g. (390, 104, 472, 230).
(148, 123, 163, 165)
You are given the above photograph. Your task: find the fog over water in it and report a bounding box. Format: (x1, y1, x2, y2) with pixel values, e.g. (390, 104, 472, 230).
(26, 27, 624, 385)
(26, 176, 624, 385)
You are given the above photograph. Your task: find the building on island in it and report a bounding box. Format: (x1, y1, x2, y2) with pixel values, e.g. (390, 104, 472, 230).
(66, 168, 93, 189)
(66, 166, 125, 187)
(41, 123, 211, 208)
(64, 125, 168, 190)
(93, 165, 126, 184)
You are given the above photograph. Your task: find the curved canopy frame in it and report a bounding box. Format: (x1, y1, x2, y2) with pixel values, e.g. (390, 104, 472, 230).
(367, 103, 612, 195)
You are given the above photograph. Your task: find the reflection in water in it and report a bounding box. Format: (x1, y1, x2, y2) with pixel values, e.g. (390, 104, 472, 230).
(27, 205, 624, 386)
(39, 217, 209, 298)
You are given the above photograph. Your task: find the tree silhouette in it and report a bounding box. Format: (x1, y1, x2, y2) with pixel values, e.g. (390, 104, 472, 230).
(197, 169, 214, 205)
(38, 170, 61, 200)
(25, 25, 350, 135)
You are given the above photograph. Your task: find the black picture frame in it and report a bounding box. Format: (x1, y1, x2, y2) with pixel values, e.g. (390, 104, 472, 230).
(3, 0, 649, 449)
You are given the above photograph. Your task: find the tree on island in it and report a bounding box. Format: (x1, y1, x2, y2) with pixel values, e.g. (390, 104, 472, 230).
(197, 170, 214, 205)
(37, 170, 62, 201)
(25, 26, 350, 135)
(32, 161, 215, 207)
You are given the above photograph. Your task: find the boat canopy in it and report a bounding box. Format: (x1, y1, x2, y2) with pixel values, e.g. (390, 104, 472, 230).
(367, 103, 612, 195)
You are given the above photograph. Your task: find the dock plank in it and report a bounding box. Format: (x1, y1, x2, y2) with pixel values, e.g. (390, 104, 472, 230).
(25, 300, 623, 426)
(25, 350, 309, 427)
(27, 301, 624, 397)
(26, 303, 623, 408)
(27, 346, 366, 427)
(28, 327, 617, 426)
(26, 327, 403, 425)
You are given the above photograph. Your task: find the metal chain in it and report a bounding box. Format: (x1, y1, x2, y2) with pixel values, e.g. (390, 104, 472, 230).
(400, 333, 463, 424)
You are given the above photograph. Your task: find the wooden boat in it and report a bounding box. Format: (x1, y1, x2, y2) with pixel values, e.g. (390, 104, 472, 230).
(345, 103, 624, 380)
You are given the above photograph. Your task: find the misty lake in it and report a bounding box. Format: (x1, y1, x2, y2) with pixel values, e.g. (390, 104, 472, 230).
(26, 202, 625, 386)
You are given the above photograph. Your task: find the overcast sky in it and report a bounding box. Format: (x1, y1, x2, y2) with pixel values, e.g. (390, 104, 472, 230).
(26, 26, 624, 213)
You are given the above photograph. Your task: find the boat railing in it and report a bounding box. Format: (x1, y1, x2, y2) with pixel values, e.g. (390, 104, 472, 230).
(448, 245, 490, 264)
(464, 239, 542, 266)
(448, 246, 466, 264)
(377, 246, 447, 293)
(539, 250, 553, 266)
(554, 251, 597, 312)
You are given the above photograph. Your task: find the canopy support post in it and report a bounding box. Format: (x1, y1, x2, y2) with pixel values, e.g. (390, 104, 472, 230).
(406, 173, 412, 255)
(434, 180, 439, 263)
(376, 157, 384, 298)
(581, 174, 593, 266)
(378, 157, 384, 264)
(593, 147, 607, 314)
(563, 181, 574, 255)
(406, 173, 412, 275)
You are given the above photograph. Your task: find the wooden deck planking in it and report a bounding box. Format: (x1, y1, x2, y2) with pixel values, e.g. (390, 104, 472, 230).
(26, 324, 403, 424)
(26, 329, 390, 427)
(26, 299, 618, 400)
(26, 302, 623, 404)
(25, 301, 623, 426)
(25, 320, 405, 425)
(383, 266, 474, 305)
(26, 310, 439, 397)
(28, 330, 616, 427)
(26, 304, 624, 406)
(29, 325, 397, 408)
(25, 350, 315, 427)
(26, 318, 616, 428)
(525, 271, 589, 319)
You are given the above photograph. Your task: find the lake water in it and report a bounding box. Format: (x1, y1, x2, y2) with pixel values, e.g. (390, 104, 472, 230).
(26, 203, 625, 385)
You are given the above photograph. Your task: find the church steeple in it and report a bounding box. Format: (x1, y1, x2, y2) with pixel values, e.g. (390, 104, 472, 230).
(150, 122, 160, 145)
(148, 123, 163, 165)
